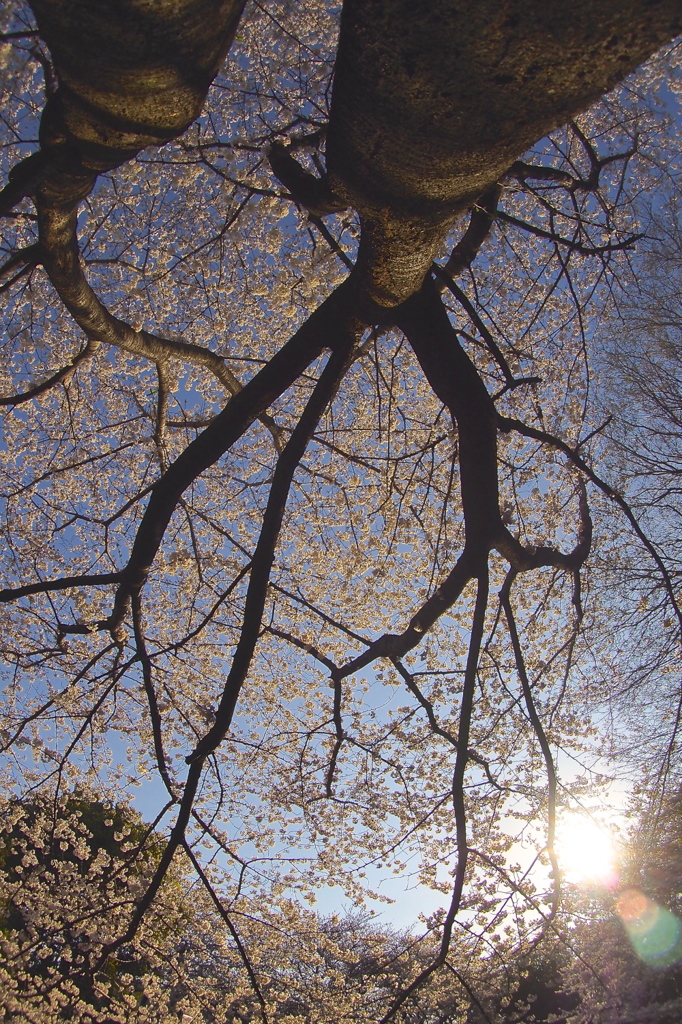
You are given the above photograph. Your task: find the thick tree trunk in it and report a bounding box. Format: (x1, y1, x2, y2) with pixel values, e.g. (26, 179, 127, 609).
(6, 0, 682, 297)
(6, 0, 245, 207)
(327, 0, 682, 305)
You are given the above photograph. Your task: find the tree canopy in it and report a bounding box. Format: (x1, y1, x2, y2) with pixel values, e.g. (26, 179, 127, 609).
(1, 0, 682, 1020)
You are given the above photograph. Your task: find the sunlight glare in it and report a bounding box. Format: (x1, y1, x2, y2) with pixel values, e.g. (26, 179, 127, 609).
(556, 814, 619, 886)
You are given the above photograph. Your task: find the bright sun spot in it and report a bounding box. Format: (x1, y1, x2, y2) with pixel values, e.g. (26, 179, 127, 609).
(556, 814, 619, 886)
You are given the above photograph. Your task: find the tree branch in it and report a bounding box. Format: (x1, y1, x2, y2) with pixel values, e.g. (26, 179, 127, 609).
(497, 415, 682, 631)
(441, 184, 501, 278)
(495, 208, 643, 255)
(107, 281, 356, 636)
(268, 141, 346, 217)
(0, 338, 98, 407)
(36, 199, 251, 392)
(380, 569, 489, 1023)
(500, 570, 560, 922)
(0, 571, 122, 604)
(182, 841, 269, 1024)
(132, 593, 176, 798)
(187, 332, 358, 763)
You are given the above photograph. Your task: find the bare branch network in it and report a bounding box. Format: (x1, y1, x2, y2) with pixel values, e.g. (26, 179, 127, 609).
(1, 1, 682, 1021)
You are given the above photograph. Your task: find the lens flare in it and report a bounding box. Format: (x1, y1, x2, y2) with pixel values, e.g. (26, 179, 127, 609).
(616, 889, 682, 968)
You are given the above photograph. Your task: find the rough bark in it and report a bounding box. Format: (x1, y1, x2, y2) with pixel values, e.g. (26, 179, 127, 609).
(327, 0, 682, 305)
(6, 0, 246, 207)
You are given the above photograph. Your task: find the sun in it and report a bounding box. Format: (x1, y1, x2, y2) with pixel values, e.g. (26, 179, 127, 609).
(555, 814, 619, 886)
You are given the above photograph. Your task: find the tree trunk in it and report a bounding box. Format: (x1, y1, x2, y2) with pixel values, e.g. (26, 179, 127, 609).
(7, 0, 245, 207)
(327, 0, 682, 305)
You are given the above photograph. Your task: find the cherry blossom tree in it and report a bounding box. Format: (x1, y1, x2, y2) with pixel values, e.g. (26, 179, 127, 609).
(1, 0, 682, 1019)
